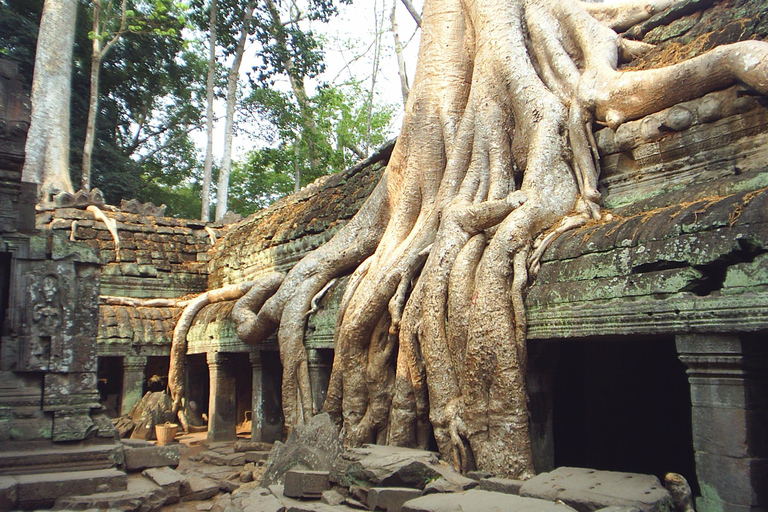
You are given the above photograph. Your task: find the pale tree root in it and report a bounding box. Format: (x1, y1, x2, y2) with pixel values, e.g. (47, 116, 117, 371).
(168, 279, 279, 413)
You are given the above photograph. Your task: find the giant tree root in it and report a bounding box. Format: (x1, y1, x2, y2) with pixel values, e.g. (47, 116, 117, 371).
(228, 0, 768, 478)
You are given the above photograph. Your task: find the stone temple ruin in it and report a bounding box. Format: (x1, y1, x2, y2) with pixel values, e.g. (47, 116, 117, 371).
(1, 16, 768, 510)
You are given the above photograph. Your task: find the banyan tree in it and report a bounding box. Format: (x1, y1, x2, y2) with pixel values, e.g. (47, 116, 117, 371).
(169, 0, 768, 479)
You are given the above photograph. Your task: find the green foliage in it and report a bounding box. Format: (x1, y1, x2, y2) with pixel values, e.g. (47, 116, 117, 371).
(230, 81, 394, 216)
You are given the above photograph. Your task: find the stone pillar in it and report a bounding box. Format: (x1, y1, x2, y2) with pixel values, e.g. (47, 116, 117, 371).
(676, 334, 768, 512)
(207, 352, 237, 442)
(121, 355, 147, 416)
(250, 350, 264, 442)
(527, 340, 558, 474)
(307, 349, 331, 414)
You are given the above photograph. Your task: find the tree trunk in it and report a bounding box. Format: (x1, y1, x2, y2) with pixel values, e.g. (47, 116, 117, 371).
(215, 1, 255, 222)
(22, 0, 77, 200)
(201, 0, 217, 222)
(224, 0, 768, 478)
(390, 0, 410, 107)
(82, 2, 103, 192)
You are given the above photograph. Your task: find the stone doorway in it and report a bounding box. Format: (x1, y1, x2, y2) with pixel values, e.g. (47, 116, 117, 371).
(97, 356, 123, 417)
(551, 336, 698, 493)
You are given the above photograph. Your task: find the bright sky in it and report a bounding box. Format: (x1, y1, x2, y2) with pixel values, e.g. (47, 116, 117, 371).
(203, 0, 424, 161)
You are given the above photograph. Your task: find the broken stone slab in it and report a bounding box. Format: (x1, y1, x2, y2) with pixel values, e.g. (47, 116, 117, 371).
(0, 476, 17, 510)
(284, 470, 331, 498)
(424, 464, 477, 493)
(341, 444, 442, 489)
(180, 475, 220, 502)
(123, 442, 179, 471)
(477, 477, 524, 495)
(401, 489, 579, 512)
(262, 413, 343, 487)
(238, 488, 286, 512)
(367, 487, 423, 512)
(519, 467, 674, 512)
(234, 440, 273, 453)
(142, 466, 188, 504)
(321, 489, 346, 506)
(16, 468, 127, 509)
(244, 450, 271, 463)
(52, 473, 167, 512)
(465, 470, 493, 481)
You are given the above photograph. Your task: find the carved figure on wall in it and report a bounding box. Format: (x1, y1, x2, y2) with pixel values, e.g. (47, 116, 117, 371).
(31, 274, 62, 334)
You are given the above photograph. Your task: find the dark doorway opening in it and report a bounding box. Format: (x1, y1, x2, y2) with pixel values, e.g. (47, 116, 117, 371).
(262, 350, 284, 443)
(187, 353, 209, 418)
(553, 336, 698, 494)
(233, 354, 253, 435)
(97, 356, 123, 417)
(145, 356, 170, 392)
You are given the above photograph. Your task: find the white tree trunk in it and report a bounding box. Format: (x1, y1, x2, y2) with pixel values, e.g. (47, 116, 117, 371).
(201, 0, 217, 222)
(22, 0, 77, 200)
(215, 1, 254, 221)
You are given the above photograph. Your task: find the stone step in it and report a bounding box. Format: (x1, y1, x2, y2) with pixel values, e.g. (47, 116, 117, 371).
(53, 474, 167, 512)
(0, 441, 123, 476)
(12, 468, 128, 509)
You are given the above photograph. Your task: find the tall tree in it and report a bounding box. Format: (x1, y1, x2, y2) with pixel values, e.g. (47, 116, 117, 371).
(22, 0, 77, 200)
(200, 0, 216, 221)
(164, 0, 768, 480)
(214, 0, 254, 221)
(81, 0, 186, 191)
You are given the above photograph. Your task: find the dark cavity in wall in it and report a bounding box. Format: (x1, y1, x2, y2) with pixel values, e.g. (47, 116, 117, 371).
(262, 350, 284, 443)
(552, 336, 698, 494)
(97, 356, 123, 417)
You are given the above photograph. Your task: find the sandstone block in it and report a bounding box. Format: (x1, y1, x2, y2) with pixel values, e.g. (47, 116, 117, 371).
(16, 468, 127, 509)
(142, 467, 187, 503)
(0, 476, 17, 510)
(519, 467, 673, 512)
(244, 450, 271, 463)
(284, 470, 330, 498)
(180, 475, 219, 502)
(123, 443, 179, 471)
(367, 487, 423, 512)
(401, 489, 577, 512)
(477, 477, 524, 495)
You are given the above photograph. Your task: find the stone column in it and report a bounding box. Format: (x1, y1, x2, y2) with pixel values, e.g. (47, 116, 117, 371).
(121, 355, 147, 416)
(207, 352, 237, 442)
(250, 350, 264, 442)
(307, 349, 330, 414)
(676, 334, 768, 512)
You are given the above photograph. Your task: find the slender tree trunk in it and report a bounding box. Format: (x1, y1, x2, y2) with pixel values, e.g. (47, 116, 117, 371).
(390, 0, 410, 106)
(400, 0, 421, 27)
(81, 2, 103, 192)
(201, 0, 217, 222)
(215, 0, 255, 221)
(23, 0, 78, 200)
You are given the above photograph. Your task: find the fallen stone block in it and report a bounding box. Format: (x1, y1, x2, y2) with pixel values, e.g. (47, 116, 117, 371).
(142, 466, 187, 504)
(53, 474, 166, 512)
(321, 489, 346, 506)
(368, 487, 423, 512)
(17, 468, 127, 509)
(519, 467, 674, 512)
(234, 440, 273, 453)
(244, 450, 271, 463)
(0, 476, 17, 510)
(284, 470, 330, 498)
(181, 475, 220, 502)
(428, 463, 478, 492)
(401, 489, 578, 512)
(477, 477, 524, 495)
(342, 445, 441, 490)
(466, 471, 493, 481)
(241, 492, 285, 512)
(123, 443, 179, 471)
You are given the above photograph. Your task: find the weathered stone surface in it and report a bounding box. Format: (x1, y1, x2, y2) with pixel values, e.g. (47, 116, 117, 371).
(180, 475, 220, 502)
(477, 477, 524, 495)
(16, 468, 127, 509)
(234, 440, 273, 453)
(0, 441, 124, 475)
(321, 489, 346, 506)
(341, 445, 441, 490)
(519, 468, 673, 512)
(284, 470, 330, 498)
(0, 476, 17, 510)
(262, 413, 343, 486)
(142, 467, 187, 503)
(465, 471, 493, 481)
(401, 489, 578, 512)
(53, 474, 167, 512)
(368, 487, 423, 512)
(244, 450, 271, 463)
(123, 442, 179, 471)
(424, 464, 477, 493)
(240, 490, 286, 512)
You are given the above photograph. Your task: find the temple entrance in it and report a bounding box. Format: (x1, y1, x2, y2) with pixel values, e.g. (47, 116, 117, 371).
(97, 356, 123, 417)
(551, 336, 698, 493)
